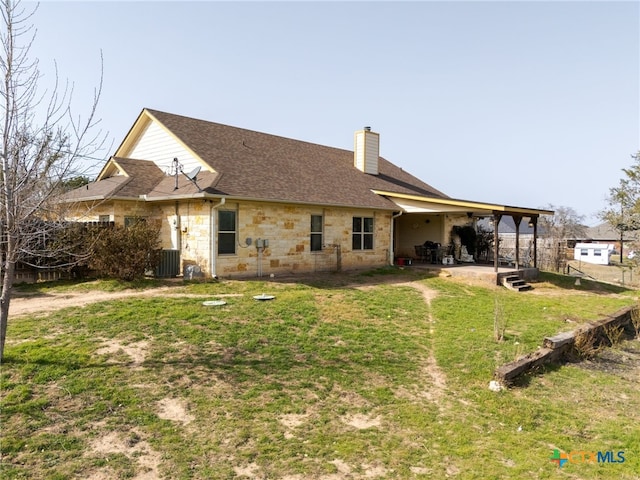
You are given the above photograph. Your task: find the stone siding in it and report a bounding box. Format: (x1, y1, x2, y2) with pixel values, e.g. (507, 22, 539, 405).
(217, 202, 391, 278)
(67, 199, 392, 278)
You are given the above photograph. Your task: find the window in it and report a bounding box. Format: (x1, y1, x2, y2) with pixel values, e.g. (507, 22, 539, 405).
(218, 210, 237, 254)
(352, 216, 374, 250)
(311, 214, 323, 251)
(580, 249, 588, 256)
(124, 216, 146, 228)
(594, 249, 601, 256)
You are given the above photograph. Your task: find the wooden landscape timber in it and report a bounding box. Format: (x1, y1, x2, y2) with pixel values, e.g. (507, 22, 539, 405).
(494, 305, 639, 386)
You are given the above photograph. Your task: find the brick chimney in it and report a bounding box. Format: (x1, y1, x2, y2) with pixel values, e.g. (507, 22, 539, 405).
(354, 126, 379, 175)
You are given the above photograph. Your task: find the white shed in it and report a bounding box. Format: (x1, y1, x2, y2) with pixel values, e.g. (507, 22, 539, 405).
(574, 243, 612, 265)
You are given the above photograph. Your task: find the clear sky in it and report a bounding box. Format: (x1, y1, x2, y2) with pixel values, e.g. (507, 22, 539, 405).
(26, 0, 640, 225)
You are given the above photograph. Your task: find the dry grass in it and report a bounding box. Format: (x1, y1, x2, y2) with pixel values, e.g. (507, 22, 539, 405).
(572, 328, 603, 359)
(566, 259, 640, 287)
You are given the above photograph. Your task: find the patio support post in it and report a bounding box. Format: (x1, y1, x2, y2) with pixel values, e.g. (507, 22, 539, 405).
(513, 215, 522, 270)
(530, 216, 538, 268)
(493, 213, 502, 272)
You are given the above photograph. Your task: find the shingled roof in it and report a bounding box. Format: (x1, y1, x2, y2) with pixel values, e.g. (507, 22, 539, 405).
(65, 108, 450, 209)
(61, 158, 166, 202)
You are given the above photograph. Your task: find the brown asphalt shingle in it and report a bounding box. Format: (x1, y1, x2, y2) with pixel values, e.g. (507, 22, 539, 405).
(60, 158, 165, 201)
(145, 109, 449, 208)
(66, 108, 450, 209)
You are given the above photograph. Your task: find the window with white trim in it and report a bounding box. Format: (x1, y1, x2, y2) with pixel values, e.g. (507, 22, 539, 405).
(352, 216, 374, 250)
(311, 214, 323, 252)
(124, 216, 146, 228)
(218, 210, 237, 255)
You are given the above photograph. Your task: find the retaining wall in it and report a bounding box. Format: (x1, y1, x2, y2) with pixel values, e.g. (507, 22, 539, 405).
(494, 305, 638, 385)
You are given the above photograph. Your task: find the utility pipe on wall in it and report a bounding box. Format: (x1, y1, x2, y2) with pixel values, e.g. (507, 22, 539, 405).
(173, 202, 181, 252)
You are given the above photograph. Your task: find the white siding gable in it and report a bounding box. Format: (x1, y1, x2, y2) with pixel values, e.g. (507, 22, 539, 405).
(125, 120, 205, 174)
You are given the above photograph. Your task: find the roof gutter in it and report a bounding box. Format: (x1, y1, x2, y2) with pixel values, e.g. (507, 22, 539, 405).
(139, 191, 215, 202)
(58, 195, 109, 204)
(133, 193, 397, 211)
(371, 189, 555, 216)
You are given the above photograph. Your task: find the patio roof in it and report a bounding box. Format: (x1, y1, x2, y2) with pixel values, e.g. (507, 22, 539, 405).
(371, 190, 555, 217)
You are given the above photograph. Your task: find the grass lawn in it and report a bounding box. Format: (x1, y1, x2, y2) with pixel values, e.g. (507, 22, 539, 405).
(1, 268, 639, 479)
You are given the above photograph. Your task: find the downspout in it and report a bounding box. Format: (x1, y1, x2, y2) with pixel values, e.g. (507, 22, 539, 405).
(209, 197, 226, 278)
(390, 211, 403, 265)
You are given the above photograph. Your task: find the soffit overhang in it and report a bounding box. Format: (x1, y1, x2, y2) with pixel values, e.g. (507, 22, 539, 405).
(372, 190, 555, 217)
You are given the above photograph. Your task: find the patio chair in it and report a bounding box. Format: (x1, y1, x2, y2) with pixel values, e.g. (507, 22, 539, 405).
(414, 245, 427, 263)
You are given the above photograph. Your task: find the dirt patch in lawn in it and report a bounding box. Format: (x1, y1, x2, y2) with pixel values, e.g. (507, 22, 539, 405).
(340, 412, 382, 430)
(9, 287, 175, 317)
(156, 397, 195, 425)
(95, 339, 149, 367)
(400, 281, 448, 405)
(86, 428, 162, 480)
(8, 287, 245, 318)
(8, 269, 428, 318)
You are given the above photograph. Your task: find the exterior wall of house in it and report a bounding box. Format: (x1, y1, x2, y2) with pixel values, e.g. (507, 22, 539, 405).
(215, 201, 391, 278)
(163, 200, 213, 274)
(441, 214, 479, 261)
(67, 199, 392, 278)
(442, 214, 473, 248)
(64, 200, 149, 223)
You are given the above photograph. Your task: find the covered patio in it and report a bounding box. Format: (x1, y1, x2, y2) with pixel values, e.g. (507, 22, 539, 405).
(375, 190, 554, 273)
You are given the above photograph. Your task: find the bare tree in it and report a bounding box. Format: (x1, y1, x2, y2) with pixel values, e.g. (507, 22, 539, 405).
(538, 205, 586, 272)
(600, 152, 640, 263)
(0, 0, 105, 360)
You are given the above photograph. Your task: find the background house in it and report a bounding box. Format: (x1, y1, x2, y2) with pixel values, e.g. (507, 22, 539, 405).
(575, 222, 640, 262)
(61, 108, 551, 278)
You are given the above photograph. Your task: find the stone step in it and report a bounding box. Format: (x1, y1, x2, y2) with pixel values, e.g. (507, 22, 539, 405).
(502, 275, 532, 292)
(512, 283, 532, 292)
